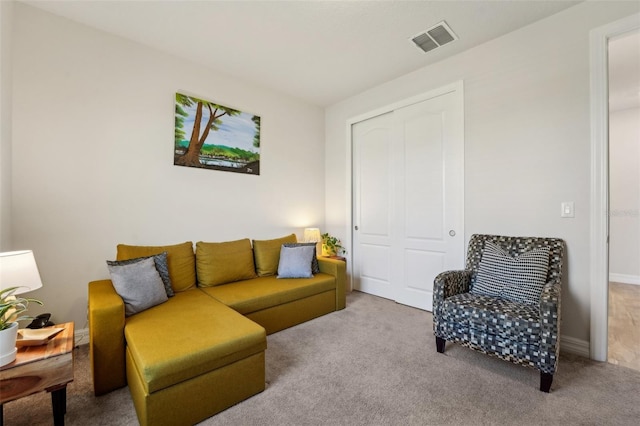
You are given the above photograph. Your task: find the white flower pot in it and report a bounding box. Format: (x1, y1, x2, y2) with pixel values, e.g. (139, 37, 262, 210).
(0, 321, 19, 366)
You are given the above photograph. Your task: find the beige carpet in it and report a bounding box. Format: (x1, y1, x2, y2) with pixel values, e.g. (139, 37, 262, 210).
(4, 291, 640, 425)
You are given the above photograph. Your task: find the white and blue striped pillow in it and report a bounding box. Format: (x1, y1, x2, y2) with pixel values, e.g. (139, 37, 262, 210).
(471, 241, 550, 305)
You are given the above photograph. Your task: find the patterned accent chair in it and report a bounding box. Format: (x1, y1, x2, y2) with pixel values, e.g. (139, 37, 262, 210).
(432, 234, 565, 392)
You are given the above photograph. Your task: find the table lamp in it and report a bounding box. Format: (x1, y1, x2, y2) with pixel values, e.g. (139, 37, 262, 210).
(303, 228, 322, 255)
(0, 250, 44, 366)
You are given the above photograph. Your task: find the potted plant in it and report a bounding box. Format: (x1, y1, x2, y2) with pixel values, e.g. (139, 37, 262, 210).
(0, 286, 43, 366)
(320, 233, 346, 257)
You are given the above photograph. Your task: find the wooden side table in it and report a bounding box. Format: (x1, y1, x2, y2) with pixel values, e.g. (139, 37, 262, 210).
(0, 322, 74, 426)
(326, 255, 346, 262)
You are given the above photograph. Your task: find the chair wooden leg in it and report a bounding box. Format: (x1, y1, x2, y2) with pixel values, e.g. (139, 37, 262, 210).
(436, 336, 446, 353)
(540, 372, 553, 392)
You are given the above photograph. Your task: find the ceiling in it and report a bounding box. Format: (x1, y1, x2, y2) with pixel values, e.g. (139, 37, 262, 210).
(23, 0, 585, 107)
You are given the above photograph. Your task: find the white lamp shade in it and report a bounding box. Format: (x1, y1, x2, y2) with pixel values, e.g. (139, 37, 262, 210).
(0, 250, 43, 294)
(303, 228, 321, 243)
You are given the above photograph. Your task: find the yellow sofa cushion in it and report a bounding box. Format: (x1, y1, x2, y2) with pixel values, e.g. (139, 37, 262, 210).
(117, 242, 195, 292)
(196, 239, 257, 287)
(200, 274, 335, 315)
(124, 289, 266, 394)
(252, 233, 297, 276)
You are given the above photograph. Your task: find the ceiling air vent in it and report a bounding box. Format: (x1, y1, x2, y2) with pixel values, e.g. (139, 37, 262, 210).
(411, 21, 457, 53)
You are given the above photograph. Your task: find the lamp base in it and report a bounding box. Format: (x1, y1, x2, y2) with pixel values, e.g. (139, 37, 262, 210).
(0, 347, 17, 367)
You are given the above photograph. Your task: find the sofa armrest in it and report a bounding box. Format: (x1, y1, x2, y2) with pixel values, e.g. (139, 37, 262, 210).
(538, 278, 561, 374)
(432, 270, 471, 331)
(88, 279, 127, 396)
(317, 257, 347, 310)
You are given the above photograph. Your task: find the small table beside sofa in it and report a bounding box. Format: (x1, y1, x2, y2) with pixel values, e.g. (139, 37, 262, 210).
(88, 234, 346, 425)
(0, 322, 75, 426)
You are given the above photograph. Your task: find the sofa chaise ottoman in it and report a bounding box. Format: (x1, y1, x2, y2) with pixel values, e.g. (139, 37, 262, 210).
(126, 289, 266, 425)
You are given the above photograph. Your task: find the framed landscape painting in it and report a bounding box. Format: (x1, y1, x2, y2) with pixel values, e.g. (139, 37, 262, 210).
(174, 92, 260, 175)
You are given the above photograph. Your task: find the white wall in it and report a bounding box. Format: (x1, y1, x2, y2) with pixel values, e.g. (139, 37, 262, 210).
(0, 0, 13, 250)
(11, 4, 325, 328)
(325, 1, 640, 344)
(609, 107, 640, 282)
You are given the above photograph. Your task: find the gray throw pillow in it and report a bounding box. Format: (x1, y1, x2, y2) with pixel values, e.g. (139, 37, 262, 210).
(107, 257, 169, 316)
(283, 242, 320, 274)
(472, 241, 550, 305)
(277, 245, 315, 279)
(107, 252, 174, 297)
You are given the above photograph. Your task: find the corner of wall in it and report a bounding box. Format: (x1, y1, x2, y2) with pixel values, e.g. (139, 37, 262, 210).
(561, 335, 590, 358)
(0, 0, 14, 250)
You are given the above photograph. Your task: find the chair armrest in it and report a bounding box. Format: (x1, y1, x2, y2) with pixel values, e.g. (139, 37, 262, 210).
(432, 270, 471, 330)
(538, 278, 561, 374)
(317, 257, 347, 310)
(88, 279, 126, 395)
(433, 270, 471, 300)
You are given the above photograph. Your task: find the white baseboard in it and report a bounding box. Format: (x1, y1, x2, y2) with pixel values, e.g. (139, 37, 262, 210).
(75, 327, 89, 347)
(73, 327, 591, 360)
(561, 335, 590, 358)
(609, 273, 640, 286)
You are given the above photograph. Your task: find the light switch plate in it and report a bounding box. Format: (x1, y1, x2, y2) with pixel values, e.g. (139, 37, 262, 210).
(561, 201, 575, 218)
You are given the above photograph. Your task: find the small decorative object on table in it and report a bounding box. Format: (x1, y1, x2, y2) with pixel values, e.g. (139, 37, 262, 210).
(321, 232, 347, 257)
(320, 233, 346, 257)
(16, 327, 65, 347)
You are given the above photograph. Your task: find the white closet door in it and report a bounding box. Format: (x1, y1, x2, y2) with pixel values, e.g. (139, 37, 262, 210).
(352, 88, 464, 310)
(352, 112, 395, 300)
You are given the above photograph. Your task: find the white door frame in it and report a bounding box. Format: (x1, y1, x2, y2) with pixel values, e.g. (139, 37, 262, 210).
(589, 13, 640, 362)
(344, 81, 464, 294)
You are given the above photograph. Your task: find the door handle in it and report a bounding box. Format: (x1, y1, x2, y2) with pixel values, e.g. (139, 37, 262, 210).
(449, 230, 456, 237)
(355, 226, 359, 231)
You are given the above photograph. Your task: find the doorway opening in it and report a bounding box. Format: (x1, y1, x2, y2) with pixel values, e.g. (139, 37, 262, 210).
(589, 13, 640, 362)
(607, 29, 640, 371)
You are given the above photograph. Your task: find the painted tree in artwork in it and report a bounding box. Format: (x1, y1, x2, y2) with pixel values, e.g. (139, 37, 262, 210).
(175, 100, 189, 144)
(252, 115, 261, 148)
(174, 93, 241, 167)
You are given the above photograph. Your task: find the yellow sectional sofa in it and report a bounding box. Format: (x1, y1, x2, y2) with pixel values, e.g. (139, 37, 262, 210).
(88, 236, 346, 425)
